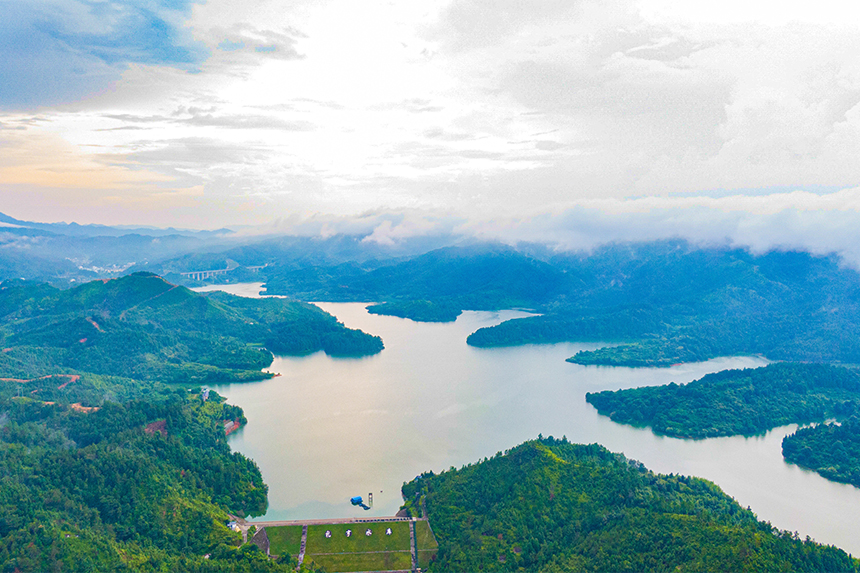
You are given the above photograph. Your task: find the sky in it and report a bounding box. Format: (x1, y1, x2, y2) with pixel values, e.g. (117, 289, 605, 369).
(1, 0, 860, 255)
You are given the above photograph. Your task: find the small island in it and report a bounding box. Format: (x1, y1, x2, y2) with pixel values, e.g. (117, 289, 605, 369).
(566, 337, 715, 367)
(585, 363, 860, 439)
(366, 299, 462, 322)
(782, 418, 860, 489)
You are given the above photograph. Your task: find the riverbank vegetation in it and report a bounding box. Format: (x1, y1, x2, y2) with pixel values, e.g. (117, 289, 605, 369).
(585, 363, 860, 439)
(10, 222, 860, 369)
(367, 300, 463, 322)
(402, 437, 858, 572)
(256, 241, 860, 367)
(264, 246, 566, 321)
(0, 273, 383, 388)
(0, 274, 382, 571)
(783, 417, 860, 488)
(468, 244, 860, 366)
(0, 380, 293, 571)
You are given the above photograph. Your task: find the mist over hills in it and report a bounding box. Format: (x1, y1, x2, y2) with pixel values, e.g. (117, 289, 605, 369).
(5, 210, 860, 367)
(0, 212, 234, 238)
(0, 211, 468, 284)
(257, 240, 860, 366)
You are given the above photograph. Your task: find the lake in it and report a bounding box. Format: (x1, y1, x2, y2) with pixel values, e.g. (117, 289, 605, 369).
(202, 283, 860, 555)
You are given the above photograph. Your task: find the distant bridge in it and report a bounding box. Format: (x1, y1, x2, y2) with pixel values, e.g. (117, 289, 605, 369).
(179, 263, 266, 282)
(179, 268, 229, 281)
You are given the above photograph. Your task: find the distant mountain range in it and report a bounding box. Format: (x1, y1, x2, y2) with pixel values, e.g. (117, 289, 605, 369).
(259, 240, 860, 366)
(0, 211, 236, 282)
(6, 211, 860, 366)
(0, 212, 463, 284)
(0, 211, 234, 238)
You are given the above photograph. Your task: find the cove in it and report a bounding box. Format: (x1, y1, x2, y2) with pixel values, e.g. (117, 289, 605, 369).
(202, 283, 860, 556)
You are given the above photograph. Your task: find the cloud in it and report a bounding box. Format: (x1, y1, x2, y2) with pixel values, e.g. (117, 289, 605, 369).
(211, 23, 304, 63)
(239, 189, 860, 271)
(177, 110, 314, 131)
(361, 213, 465, 246)
(0, 181, 207, 228)
(4, 0, 860, 236)
(457, 187, 860, 266)
(420, 0, 860, 205)
(534, 141, 566, 151)
(0, 0, 207, 110)
(0, 129, 173, 189)
(432, 0, 587, 51)
(229, 190, 860, 268)
(101, 113, 172, 124)
(120, 136, 273, 177)
(243, 209, 467, 243)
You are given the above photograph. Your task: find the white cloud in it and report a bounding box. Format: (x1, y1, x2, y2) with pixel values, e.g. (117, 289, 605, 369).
(456, 187, 860, 266)
(638, 0, 860, 27)
(0, 0, 859, 237)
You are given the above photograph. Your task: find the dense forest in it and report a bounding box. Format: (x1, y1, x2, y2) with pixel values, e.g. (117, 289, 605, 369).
(783, 417, 860, 488)
(0, 377, 296, 571)
(466, 244, 860, 366)
(585, 363, 860, 438)
(466, 306, 662, 347)
(0, 273, 383, 387)
(264, 245, 568, 318)
(250, 241, 860, 367)
(366, 299, 463, 322)
(402, 437, 857, 572)
(0, 274, 372, 571)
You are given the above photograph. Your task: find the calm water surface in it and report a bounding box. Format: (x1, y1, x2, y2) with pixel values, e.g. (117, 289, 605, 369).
(201, 283, 860, 555)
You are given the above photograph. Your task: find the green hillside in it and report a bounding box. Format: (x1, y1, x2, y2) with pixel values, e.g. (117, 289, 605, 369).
(585, 363, 860, 439)
(0, 275, 373, 571)
(264, 245, 569, 320)
(783, 417, 860, 489)
(403, 438, 858, 572)
(0, 386, 293, 572)
(0, 273, 383, 386)
(259, 240, 860, 366)
(467, 243, 860, 366)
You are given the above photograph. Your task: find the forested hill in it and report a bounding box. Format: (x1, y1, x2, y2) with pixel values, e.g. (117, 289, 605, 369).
(402, 438, 857, 572)
(783, 416, 860, 489)
(0, 273, 382, 387)
(0, 383, 293, 571)
(585, 363, 860, 439)
(466, 242, 860, 366)
(263, 240, 860, 366)
(0, 273, 378, 570)
(583, 360, 860, 493)
(264, 245, 569, 321)
(10, 222, 860, 368)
